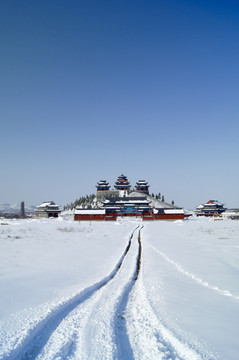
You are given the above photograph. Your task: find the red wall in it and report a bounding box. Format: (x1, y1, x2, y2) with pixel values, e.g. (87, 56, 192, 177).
(74, 214, 105, 221)
(154, 214, 185, 220)
(74, 213, 185, 221)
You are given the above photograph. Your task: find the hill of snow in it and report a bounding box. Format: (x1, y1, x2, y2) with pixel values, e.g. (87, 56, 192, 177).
(130, 191, 178, 209)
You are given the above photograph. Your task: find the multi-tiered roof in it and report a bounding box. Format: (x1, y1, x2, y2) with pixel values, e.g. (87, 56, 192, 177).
(135, 180, 150, 194)
(114, 174, 131, 191)
(96, 180, 110, 191)
(195, 200, 227, 216)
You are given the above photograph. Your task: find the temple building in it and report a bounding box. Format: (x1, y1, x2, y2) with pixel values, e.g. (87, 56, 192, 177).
(96, 179, 118, 200)
(114, 174, 131, 192)
(96, 180, 110, 192)
(194, 200, 227, 216)
(135, 180, 150, 195)
(102, 196, 152, 217)
(35, 201, 61, 218)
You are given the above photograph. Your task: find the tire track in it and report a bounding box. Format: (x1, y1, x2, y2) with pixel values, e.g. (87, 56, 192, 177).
(3, 224, 211, 359)
(36, 225, 143, 360)
(114, 226, 143, 360)
(6, 226, 139, 360)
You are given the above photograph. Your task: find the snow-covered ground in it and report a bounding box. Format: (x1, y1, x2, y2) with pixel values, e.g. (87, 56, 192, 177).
(0, 217, 239, 359)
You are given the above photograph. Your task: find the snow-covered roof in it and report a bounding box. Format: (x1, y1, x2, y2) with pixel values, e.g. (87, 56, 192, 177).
(206, 200, 223, 205)
(37, 202, 53, 208)
(136, 180, 149, 186)
(103, 197, 150, 206)
(115, 184, 130, 187)
(74, 209, 106, 215)
(164, 209, 184, 214)
(153, 208, 184, 214)
(36, 201, 60, 210)
(114, 199, 149, 204)
(195, 200, 225, 211)
(196, 204, 204, 209)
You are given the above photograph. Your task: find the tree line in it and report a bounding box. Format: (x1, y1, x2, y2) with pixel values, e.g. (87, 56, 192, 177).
(64, 194, 96, 210)
(64, 191, 175, 210)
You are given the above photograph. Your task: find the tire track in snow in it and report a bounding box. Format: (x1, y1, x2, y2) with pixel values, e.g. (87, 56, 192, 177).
(113, 225, 144, 360)
(5, 226, 139, 360)
(36, 225, 143, 360)
(148, 244, 239, 301)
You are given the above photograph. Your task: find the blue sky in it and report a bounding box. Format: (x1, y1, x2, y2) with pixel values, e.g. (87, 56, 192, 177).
(1, 0, 239, 209)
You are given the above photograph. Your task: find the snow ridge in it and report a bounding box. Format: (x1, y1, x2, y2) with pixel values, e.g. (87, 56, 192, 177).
(1, 222, 221, 359)
(148, 244, 239, 301)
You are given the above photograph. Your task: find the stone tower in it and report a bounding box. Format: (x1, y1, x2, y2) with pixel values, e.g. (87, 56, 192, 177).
(20, 201, 26, 218)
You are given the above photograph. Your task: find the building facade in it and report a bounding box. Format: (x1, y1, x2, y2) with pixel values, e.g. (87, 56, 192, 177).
(35, 201, 61, 218)
(194, 200, 227, 216)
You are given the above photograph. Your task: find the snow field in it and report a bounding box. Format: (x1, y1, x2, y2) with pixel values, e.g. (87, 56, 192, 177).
(142, 219, 239, 359)
(1, 217, 239, 359)
(0, 219, 136, 359)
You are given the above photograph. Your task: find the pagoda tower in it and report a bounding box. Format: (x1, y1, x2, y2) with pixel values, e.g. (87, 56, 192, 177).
(20, 201, 26, 218)
(96, 180, 110, 192)
(135, 180, 150, 195)
(114, 174, 131, 191)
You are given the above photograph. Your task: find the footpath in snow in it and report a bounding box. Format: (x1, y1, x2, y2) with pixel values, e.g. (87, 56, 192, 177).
(0, 217, 239, 359)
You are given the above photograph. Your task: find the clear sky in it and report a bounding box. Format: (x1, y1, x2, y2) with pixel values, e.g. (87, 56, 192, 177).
(1, 0, 239, 209)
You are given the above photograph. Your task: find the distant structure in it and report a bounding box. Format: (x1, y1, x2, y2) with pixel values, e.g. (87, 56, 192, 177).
(195, 200, 227, 216)
(135, 180, 150, 195)
(35, 201, 61, 218)
(20, 201, 26, 218)
(74, 174, 189, 221)
(222, 209, 239, 220)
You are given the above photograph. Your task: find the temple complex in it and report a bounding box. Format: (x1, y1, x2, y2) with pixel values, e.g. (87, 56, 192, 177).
(74, 174, 189, 221)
